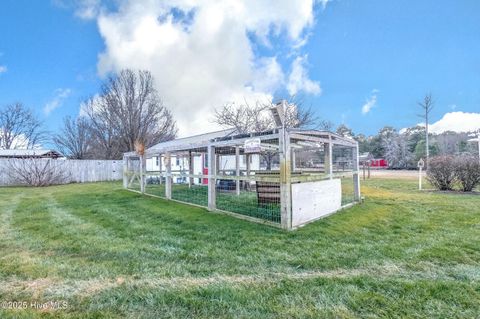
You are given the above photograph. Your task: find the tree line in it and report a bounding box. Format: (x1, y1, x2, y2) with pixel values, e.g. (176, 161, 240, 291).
(1, 71, 477, 164)
(0, 69, 323, 159)
(336, 124, 478, 169)
(0, 70, 177, 159)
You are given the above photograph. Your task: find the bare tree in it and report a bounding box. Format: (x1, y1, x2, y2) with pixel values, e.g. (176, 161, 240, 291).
(318, 120, 335, 131)
(0, 103, 45, 149)
(214, 100, 273, 133)
(83, 69, 178, 159)
(6, 157, 71, 186)
(52, 116, 92, 159)
(213, 97, 323, 169)
(418, 93, 434, 168)
(213, 97, 321, 134)
(82, 97, 121, 159)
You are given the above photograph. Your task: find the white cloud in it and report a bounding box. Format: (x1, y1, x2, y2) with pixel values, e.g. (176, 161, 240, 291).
(0, 65, 7, 74)
(75, 0, 102, 20)
(53, 0, 102, 20)
(92, 0, 322, 135)
(361, 90, 378, 115)
(43, 88, 72, 116)
(287, 55, 321, 96)
(428, 112, 480, 134)
(252, 57, 285, 93)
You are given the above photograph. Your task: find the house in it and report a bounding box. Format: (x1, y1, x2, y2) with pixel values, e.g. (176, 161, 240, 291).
(145, 137, 261, 185)
(0, 149, 63, 159)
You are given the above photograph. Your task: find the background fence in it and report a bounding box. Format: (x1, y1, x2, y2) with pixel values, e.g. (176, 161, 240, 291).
(0, 159, 123, 186)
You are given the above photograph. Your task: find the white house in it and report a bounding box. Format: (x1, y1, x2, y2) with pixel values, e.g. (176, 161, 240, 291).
(146, 153, 260, 184)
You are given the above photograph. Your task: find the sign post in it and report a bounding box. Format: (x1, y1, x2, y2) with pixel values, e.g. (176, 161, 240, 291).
(417, 158, 425, 190)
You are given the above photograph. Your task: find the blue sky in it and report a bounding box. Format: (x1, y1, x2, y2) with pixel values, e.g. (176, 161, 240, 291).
(0, 0, 479, 138)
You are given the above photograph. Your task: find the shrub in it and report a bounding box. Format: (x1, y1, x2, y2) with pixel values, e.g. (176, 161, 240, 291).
(6, 157, 71, 187)
(427, 156, 456, 191)
(454, 155, 480, 192)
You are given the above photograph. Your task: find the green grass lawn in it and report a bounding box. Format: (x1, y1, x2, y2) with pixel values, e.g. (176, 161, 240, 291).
(0, 179, 479, 318)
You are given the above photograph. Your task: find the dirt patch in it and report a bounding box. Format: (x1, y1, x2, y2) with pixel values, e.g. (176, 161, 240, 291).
(368, 170, 424, 179)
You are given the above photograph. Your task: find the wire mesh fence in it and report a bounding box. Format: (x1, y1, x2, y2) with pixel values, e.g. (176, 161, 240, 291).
(124, 129, 360, 229)
(125, 157, 142, 192)
(340, 174, 355, 206)
(172, 183, 208, 207)
(213, 144, 282, 223)
(333, 146, 354, 172)
(215, 178, 281, 223)
(293, 143, 326, 172)
(145, 174, 165, 198)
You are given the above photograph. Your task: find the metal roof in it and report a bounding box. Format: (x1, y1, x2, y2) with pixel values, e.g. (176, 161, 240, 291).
(0, 149, 63, 158)
(124, 127, 357, 157)
(123, 128, 237, 157)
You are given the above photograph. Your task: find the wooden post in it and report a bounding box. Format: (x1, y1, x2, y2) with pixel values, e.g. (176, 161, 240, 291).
(122, 155, 128, 188)
(235, 146, 240, 195)
(208, 145, 216, 211)
(418, 166, 423, 190)
(279, 128, 292, 230)
(324, 137, 333, 179)
(188, 151, 194, 188)
(292, 150, 296, 172)
(215, 152, 220, 175)
(246, 153, 251, 191)
(165, 152, 172, 199)
(158, 155, 162, 185)
(140, 154, 146, 193)
(353, 143, 361, 201)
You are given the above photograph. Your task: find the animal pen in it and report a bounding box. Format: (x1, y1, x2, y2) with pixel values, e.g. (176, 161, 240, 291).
(123, 128, 360, 230)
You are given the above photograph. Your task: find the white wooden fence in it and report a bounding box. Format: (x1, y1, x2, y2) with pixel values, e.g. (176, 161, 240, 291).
(0, 159, 123, 186)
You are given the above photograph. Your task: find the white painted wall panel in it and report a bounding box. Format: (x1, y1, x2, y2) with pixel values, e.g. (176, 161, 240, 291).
(291, 179, 342, 227)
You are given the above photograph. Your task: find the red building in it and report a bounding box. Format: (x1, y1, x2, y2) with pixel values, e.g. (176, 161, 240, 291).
(369, 158, 388, 168)
(359, 153, 388, 168)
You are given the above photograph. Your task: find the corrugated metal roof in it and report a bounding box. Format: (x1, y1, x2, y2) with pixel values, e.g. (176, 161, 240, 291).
(0, 149, 62, 157)
(145, 128, 237, 153)
(124, 127, 356, 157)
